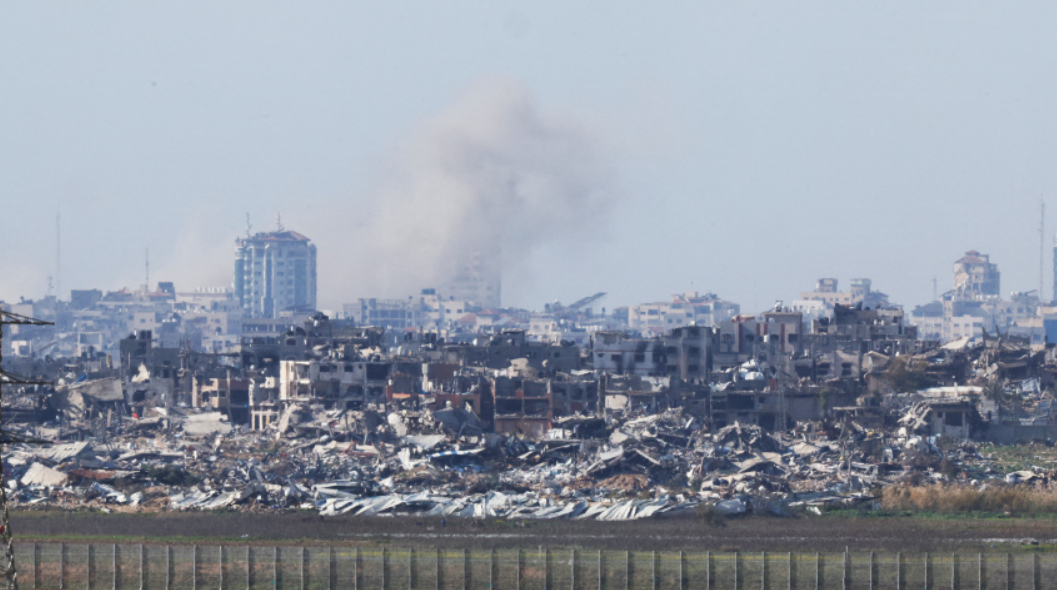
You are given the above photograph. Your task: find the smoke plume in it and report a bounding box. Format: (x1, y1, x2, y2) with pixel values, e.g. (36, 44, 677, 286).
(320, 79, 615, 308)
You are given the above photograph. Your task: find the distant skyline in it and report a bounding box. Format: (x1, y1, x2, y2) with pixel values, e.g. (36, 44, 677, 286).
(4, 3, 1057, 313)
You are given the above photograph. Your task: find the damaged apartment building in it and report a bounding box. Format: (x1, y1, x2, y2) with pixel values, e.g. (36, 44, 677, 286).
(492, 370, 598, 437)
(47, 302, 935, 444)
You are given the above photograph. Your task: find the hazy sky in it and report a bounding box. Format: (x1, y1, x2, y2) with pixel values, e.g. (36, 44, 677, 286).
(3, 2, 1057, 313)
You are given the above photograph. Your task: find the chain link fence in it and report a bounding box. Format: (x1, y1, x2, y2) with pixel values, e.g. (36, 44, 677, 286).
(4, 543, 1055, 590)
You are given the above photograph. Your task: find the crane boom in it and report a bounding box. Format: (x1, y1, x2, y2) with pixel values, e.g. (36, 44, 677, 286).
(566, 292, 606, 310)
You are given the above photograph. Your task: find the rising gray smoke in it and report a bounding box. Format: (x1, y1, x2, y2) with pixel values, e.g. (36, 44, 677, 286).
(317, 79, 615, 307)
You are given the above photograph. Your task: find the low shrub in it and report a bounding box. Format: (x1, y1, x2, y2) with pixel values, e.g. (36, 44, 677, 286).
(881, 483, 1057, 515)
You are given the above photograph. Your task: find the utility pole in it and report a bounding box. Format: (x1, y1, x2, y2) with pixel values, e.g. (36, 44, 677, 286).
(1041, 200, 1046, 303)
(55, 213, 61, 301)
(0, 309, 54, 590)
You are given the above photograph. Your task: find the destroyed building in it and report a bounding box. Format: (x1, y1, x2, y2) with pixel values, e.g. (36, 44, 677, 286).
(492, 372, 597, 436)
(443, 329, 581, 373)
(15, 252, 1057, 526)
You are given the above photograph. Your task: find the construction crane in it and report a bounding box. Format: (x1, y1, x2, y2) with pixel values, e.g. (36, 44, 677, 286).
(32, 341, 57, 359)
(565, 292, 606, 311)
(547, 292, 606, 319)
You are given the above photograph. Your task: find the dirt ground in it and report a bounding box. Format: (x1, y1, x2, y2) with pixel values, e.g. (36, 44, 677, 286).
(11, 510, 1057, 553)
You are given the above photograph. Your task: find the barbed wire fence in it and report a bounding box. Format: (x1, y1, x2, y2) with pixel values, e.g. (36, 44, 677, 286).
(3, 543, 1055, 590)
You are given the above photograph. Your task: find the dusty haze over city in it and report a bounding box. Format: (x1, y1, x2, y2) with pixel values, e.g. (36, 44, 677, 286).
(3, 3, 1057, 311)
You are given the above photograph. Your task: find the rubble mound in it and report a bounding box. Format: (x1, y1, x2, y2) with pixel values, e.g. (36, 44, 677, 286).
(713, 422, 782, 453)
(597, 473, 649, 492)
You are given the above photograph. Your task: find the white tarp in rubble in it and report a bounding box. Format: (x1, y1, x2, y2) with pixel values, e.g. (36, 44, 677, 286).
(387, 413, 408, 437)
(308, 490, 692, 522)
(182, 412, 232, 436)
(131, 364, 151, 384)
(70, 378, 124, 402)
(400, 435, 447, 450)
(20, 463, 68, 487)
(791, 442, 821, 456)
(713, 498, 747, 515)
(1006, 470, 1040, 484)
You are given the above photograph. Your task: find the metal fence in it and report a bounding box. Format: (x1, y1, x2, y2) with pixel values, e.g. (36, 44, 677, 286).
(5, 543, 1057, 590)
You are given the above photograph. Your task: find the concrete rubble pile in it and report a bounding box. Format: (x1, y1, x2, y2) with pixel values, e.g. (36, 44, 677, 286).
(7, 316, 1057, 522)
(3, 392, 1040, 521)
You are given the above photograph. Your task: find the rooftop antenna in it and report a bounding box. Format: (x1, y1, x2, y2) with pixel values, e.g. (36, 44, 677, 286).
(276, 212, 284, 233)
(55, 211, 61, 301)
(245, 212, 252, 238)
(932, 276, 937, 301)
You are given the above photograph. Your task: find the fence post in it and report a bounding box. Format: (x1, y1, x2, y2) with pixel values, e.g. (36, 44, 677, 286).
(140, 544, 144, 590)
(60, 543, 65, 590)
(462, 549, 467, 590)
(1006, 553, 1011, 590)
(814, 552, 819, 590)
(193, 545, 198, 590)
(952, 553, 956, 590)
(112, 544, 117, 590)
(788, 553, 792, 590)
(652, 551, 657, 590)
(544, 549, 549, 590)
(599, 550, 603, 590)
(436, 548, 440, 590)
(734, 552, 739, 590)
(706, 551, 710, 590)
(300, 547, 305, 590)
(925, 552, 929, 590)
(625, 551, 629, 590)
(165, 545, 170, 590)
(570, 549, 574, 590)
(679, 551, 683, 590)
(329, 547, 333, 590)
(87, 544, 93, 590)
(978, 553, 982, 590)
(273, 547, 277, 590)
(409, 549, 414, 590)
(1033, 553, 1039, 590)
(869, 551, 874, 590)
(247, 547, 251, 590)
(33, 542, 37, 589)
(354, 548, 358, 590)
(220, 546, 224, 590)
(896, 553, 900, 590)
(843, 549, 848, 590)
(516, 549, 520, 590)
(761, 551, 766, 590)
(382, 548, 387, 590)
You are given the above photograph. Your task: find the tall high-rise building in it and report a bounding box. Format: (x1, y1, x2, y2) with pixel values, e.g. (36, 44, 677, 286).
(952, 250, 1000, 300)
(443, 247, 501, 309)
(234, 230, 317, 318)
(1052, 235, 1057, 304)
